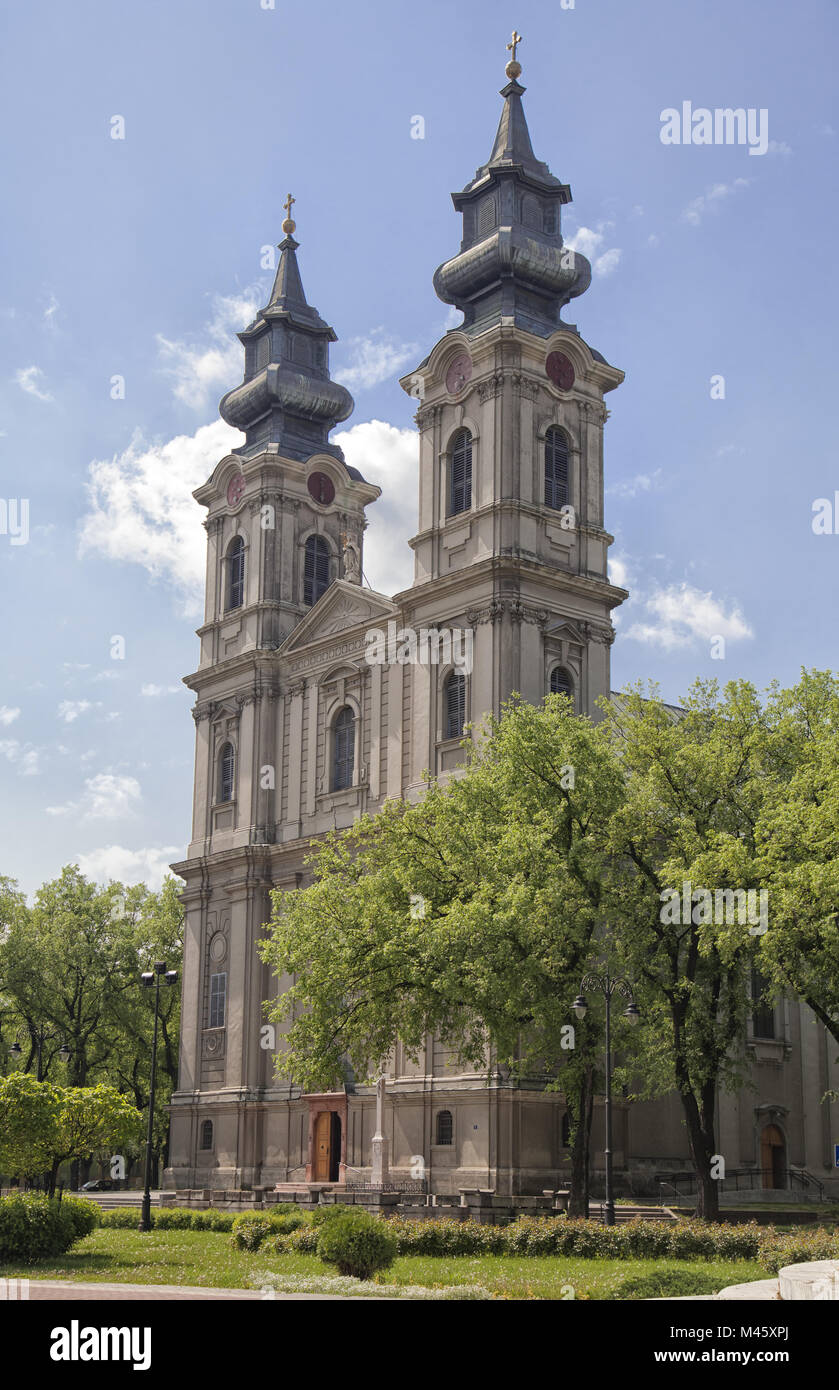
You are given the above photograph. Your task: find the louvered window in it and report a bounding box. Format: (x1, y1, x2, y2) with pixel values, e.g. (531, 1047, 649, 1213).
(200, 1120, 214, 1151)
(304, 535, 330, 606)
(444, 672, 466, 740)
(332, 707, 355, 791)
(219, 742, 235, 803)
(449, 430, 472, 516)
(545, 427, 569, 510)
(436, 1110, 453, 1146)
(227, 536, 245, 611)
(550, 668, 573, 701)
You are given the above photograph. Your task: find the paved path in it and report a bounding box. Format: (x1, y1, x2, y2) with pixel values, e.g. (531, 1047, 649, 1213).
(23, 1280, 377, 1301)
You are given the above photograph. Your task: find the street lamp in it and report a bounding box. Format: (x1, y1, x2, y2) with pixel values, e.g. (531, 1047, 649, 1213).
(9, 1028, 70, 1081)
(138, 961, 178, 1233)
(574, 971, 640, 1227)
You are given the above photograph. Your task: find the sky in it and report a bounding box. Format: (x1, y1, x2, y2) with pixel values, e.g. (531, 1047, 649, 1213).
(0, 0, 837, 897)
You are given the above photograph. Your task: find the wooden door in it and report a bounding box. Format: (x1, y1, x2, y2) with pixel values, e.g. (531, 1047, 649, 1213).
(760, 1124, 785, 1189)
(314, 1110, 332, 1182)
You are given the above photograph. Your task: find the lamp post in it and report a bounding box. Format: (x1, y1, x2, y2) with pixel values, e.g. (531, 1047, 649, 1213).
(10, 1029, 70, 1081)
(572, 972, 640, 1227)
(139, 962, 178, 1233)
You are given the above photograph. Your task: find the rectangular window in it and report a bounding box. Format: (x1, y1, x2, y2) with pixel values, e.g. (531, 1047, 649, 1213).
(751, 968, 775, 1039)
(209, 972, 227, 1029)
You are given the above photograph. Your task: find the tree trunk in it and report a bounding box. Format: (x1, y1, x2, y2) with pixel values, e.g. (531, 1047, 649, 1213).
(567, 1064, 595, 1218)
(679, 1091, 720, 1221)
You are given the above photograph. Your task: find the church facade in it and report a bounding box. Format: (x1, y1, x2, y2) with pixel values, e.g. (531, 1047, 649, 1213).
(166, 53, 839, 1199)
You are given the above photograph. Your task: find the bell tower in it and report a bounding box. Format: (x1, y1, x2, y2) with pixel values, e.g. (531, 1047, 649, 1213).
(399, 39, 627, 719)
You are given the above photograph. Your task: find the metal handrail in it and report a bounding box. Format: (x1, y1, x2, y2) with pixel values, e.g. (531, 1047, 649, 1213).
(656, 1167, 827, 1201)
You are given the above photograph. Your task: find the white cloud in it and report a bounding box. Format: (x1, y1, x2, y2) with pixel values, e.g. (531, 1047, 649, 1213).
(607, 470, 663, 500)
(0, 739, 41, 775)
(624, 583, 753, 650)
(681, 179, 750, 226)
(334, 420, 418, 597)
(766, 140, 792, 157)
(58, 699, 100, 723)
(15, 365, 53, 401)
(141, 683, 183, 697)
(76, 844, 183, 890)
(565, 224, 622, 277)
(0, 706, 20, 726)
(334, 329, 419, 392)
(46, 772, 142, 821)
(79, 419, 241, 616)
(157, 291, 260, 410)
(43, 293, 59, 325)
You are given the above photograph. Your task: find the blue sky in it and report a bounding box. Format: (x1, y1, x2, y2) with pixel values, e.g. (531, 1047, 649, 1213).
(1, 0, 836, 896)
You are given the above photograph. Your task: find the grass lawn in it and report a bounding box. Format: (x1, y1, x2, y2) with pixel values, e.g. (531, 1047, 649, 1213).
(0, 1228, 770, 1300)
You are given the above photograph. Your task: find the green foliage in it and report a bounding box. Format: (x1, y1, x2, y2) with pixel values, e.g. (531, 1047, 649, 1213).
(611, 1266, 727, 1300)
(309, 1202, 354, 1227)
(756, 1227, 839, 1274)
(98, 1206, 144, 1228)
(0, 1075, 141, 1190)
(0, 1193, 88, 1262)
(315, 1207, 398, 1279)
(230, 1211, 306, 1250)
(99, 1206, 238, 1232)
(58, 1195, 100, 1240)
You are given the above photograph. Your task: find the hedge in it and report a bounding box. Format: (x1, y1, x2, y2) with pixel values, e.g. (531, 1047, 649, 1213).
(315, 1208, 398, 1280)
(0, 1194, 92, 1263)
(231, 1211, 307, 1251)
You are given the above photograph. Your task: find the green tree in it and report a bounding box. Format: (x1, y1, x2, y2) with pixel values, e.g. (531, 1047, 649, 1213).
(602, 680, 768, 1220)
(753, 671, 839, 1048)
(0, 1072, 61, 1182)
(262, 694, 627, 1216)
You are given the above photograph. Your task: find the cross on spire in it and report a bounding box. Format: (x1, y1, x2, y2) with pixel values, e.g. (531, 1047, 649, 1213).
(282, 192, 297, 236)
(507, 29, 523, 63)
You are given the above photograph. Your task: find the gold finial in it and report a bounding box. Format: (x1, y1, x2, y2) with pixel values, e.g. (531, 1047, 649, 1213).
(505, 29, 523, 80)
(282, 192, 296, 236)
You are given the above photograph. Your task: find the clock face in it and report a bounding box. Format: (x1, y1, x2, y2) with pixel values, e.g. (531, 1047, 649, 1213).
(546, 351, 576, 391)
(226, 472, 246, 507)
(445, 353, 473, 396)
(307, 471, 335, 506)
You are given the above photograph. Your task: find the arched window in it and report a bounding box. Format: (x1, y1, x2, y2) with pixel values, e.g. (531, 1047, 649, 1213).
(226, 536, 245, 611)
(545, 427, 569, 510)
(448, 430, 472, 517)
(436, 1110, 453, 1146)
(550, 667, 573, 702)
(332, 707, 355, 791)
(200, 1119, 214, 1151)
(304, 535, 330, 606)
(444, 672, 466, 740)
(218, 742, 235, 803)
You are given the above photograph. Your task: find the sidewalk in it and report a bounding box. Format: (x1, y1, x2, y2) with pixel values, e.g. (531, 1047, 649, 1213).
(22, 1280, 376, 1301)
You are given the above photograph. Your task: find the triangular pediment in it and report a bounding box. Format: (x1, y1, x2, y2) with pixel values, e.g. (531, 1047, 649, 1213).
(543, 617, 587, 647)
(281, 580, 399, 653)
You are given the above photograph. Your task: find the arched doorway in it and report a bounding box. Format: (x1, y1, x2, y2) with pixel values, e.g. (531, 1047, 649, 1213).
(760, 1124, 786, 1189)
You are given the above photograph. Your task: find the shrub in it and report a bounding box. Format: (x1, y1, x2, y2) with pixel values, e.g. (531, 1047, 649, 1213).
(316, 1208, 398, 1280)
(758, 1228, 839, 1275)
(58, 1196, 99, 1241)
(0, 1194, 87, 1262)
(154, 1207, 195, 1230)
(232, 1210, 307, 1251)
(98, 1207, 144, 1229)
(187, 1209, 235, 1232)
(612, 1266, 727, 1300)
(309, 1203, 354, 1228)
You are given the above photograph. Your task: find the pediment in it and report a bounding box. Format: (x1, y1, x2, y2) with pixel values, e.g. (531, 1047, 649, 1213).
(281, 580, 398, 652)
(543, 617, 587, 647)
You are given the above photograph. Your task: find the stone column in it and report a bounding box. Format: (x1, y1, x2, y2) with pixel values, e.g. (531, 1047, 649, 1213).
(370, 1073, 390, 1189)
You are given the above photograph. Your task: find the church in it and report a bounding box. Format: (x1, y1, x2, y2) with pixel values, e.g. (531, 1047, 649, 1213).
(166, 44, 839, 1201)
